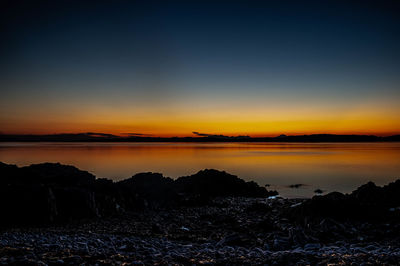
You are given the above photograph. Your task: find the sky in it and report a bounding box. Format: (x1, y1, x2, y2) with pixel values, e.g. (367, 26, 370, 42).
(1, 0, 400, 137)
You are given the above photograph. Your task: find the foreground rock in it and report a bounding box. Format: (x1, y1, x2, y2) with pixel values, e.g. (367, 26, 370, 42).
(291, 179, 400, 221)
(0, 162, 102, 225)
(1, 162, 399, 264)
(0, 162, 277, 225)
(0, 197, 399, 265)
(175, 169, 276, 198)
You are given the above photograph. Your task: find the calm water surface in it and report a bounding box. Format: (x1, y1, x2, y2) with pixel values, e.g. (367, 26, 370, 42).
(1, 142, 399, 198)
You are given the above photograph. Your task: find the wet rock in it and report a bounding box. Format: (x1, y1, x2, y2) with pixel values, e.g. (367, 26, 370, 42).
(273, 237, 291, 251)
(304, 243, 321, 250)
(288, 228, 308, 246)
(217, 233, 248, 247)
(180, 226, 190, 232)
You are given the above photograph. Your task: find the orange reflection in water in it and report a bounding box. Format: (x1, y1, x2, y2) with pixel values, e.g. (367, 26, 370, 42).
(0, 142, 399, 197)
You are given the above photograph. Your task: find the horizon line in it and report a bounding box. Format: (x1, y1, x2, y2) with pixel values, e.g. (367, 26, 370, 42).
(1, 132, 400, 139)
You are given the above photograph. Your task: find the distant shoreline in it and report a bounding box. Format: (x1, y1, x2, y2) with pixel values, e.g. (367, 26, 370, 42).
(1, 133, 400, 142)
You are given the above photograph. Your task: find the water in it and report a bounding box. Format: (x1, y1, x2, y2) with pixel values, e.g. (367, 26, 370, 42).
(1, 142, 399, 198)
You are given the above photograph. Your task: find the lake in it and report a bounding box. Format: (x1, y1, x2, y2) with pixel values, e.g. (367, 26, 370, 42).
(1, 142, 399, 198)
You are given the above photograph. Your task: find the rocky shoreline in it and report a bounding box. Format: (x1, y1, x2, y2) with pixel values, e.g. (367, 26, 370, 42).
(1, 162, 399, 265)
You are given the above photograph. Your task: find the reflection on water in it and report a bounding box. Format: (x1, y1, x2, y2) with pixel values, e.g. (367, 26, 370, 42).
(1, 142, 399, 198)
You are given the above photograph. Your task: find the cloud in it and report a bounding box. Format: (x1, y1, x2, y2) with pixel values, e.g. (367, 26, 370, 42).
(192, 131, 212, 137)
(121, 133, 151, 137)
(85, 132, 118, 138)
(192, 131, 251, 139)
(192, 131, 230, 138)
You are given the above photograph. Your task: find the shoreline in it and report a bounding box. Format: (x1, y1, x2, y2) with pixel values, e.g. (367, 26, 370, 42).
(1, 197, 399, 265)
(1, 133, 400, 143)
(1, 162, 399, 264)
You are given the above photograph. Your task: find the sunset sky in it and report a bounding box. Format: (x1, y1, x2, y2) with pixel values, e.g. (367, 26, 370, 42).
(1, 1, 399, 137)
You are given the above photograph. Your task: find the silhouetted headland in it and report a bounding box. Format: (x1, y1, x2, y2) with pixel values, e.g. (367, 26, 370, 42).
(0, 162, 399, 264)
(1, 132, 400, 142)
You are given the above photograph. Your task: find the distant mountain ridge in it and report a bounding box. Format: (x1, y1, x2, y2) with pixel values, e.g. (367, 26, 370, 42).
(0, 133, 399, 142)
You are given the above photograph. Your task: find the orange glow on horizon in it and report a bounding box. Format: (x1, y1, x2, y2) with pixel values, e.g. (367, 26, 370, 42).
(2, 122, 399, 138)
(1, 99, 399, 137)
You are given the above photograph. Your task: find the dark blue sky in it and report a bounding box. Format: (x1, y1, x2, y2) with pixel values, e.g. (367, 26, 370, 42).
(1, 0, 400, 135)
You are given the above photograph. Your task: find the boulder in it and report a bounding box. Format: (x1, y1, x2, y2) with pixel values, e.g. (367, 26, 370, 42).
(290, 179, 400, 221)
(174, 169, 277, 198)
(0, 162, 116, 226)
(0, 184, 57, 225)
(52, 187, 99, 222)
(21, 163, 96, 187)
(117, 172, 178, 209)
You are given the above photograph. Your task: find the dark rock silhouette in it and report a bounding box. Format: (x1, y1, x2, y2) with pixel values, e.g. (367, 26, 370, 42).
(0, 162, 117, 225)
(289, 184, 305, 189)
(291, 180, 400, 221)
(350, 180, 400, 207)
(23, 163, 96, 187)
(2, 161, 399, 227)
(175, 169, 277, 198)
(117, 172, 177, 209)
(0, 184, 57, 225)
(0, 162, 276, 226)
(314, 189, 324, 194)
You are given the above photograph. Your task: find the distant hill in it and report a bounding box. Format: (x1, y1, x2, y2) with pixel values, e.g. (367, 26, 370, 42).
(0, 133, 399, 142)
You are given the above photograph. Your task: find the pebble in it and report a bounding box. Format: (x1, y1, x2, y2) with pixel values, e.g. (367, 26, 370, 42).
(0, 197, 398, 265)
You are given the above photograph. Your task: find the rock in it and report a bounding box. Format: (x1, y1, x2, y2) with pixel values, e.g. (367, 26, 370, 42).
(289, 184, 305, 189)
(273, 237, 290, 251)
(290, 202, 302, 208)
(352, 180, 400, 207)
(304, 243, 321, 250)
(52, 187, 99, 222)
(217, 233, 247, 247)
(288, 228, 308, 246)
(0, 162, 119, 226)
(314, 189, 323, 194)
(180, 226, 190, 232)
(288, 192, 357, 220)
(117, 172, 178, 209)
(289, 179, 400, 221)
(256, 219, 275, 232)
(0, 184, 57, 225)
(246, 202, 272, 213)
(21, 163, 96, 187)
(151, 224, 164, 234)
(175, 169, 277, 198)
(65, 255, 82, 264)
